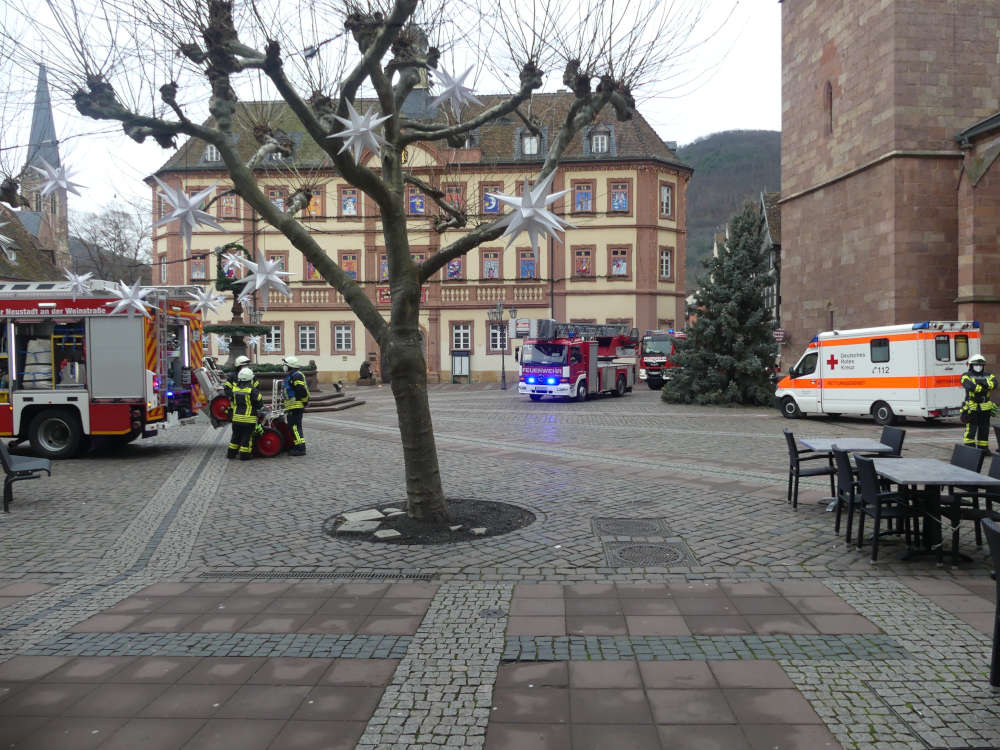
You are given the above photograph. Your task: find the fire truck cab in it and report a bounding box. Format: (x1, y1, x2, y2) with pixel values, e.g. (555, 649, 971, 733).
(515, 320, 638, 401)
(0, 281, 206, 458)
(638, 329, 686, 390)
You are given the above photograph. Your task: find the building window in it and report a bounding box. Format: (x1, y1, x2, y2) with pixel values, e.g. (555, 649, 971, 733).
(379, 254, 389, 281)
(158, 255, 167, 284)
(204, 144, 221, 162)
(824, 80, 833, 136)
(267, 253, 286, 272)
(264, 324, 282, 353)
(304, 261, 323, 281)
(659, 183, 673, 218)
(609, 181, 630, 213)
(452, 323, 471, 351)
(521, 133, 540, 155)
(34, 193, 42, 212)
(268, 188, 286, 212)
(340, 253, 359, 280)
(481, 182, 502, 214)
(220, 194, 239, 219)
(340, 187, 359, 216)
(659, 247, 673, 280)
(519, 249, 536, 279)
(591, 132, 609, 153)
(489, 321, 508, 352)
(215, 334, 230, 355)
(190, 257, 208, 280)
(482, 249, 500, 280)
(446, 257, 464, 281)
(333, 323, 353, 353)
(304, 189, 322, 218)
(609, 246, 630, 277)
(444, 183, 466, 211)
(407, 186, 425, 215)
(297, 323, 318, 353)
(573, 182, 594, 213)
(573, 247, 593, 277)
(49, 196, 57, 215)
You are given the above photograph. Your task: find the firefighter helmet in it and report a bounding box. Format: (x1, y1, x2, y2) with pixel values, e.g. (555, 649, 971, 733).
(969, 354, 987, 366)
(237, 367, 254, 382)
(282, 355, 301, 368)
(234, 355, 251, 367)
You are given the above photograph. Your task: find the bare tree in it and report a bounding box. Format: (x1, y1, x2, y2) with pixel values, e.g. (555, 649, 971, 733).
(70, 198, 152, 281)
(12, 0, 722, 522)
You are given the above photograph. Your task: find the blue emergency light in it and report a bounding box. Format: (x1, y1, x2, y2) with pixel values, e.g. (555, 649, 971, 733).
(527, 377, 537, 384)
(546, 377, 557, 385)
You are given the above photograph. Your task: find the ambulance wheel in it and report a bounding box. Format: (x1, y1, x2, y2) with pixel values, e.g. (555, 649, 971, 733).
(210, 396, 231, 422)
(613, 376, 626, 397)
(872, 401, 897, 426)
(780, 397, 802, 419)
(254, 428, 284, 458)
(575, 382, 588, 402)
(28, 409, 82, 459)
(529, 394, 543, 401)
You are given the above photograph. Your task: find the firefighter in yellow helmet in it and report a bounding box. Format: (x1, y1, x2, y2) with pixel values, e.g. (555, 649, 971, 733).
(961, 354, 997, 454)
(227, 367, 263, 460)
(282, 356, 310, 456)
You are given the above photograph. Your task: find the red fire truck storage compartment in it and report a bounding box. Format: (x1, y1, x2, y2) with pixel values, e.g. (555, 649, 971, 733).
(87, 317, 145, 399)
(0, 404, 12, 436)
(89, 403, 133, 435)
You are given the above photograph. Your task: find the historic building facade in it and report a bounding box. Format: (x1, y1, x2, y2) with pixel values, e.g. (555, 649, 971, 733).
(779, 0, 1000, 362)
(151, 93, 690, 383)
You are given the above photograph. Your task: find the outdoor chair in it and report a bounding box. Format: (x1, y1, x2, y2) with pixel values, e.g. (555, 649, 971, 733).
(783, 429, 836, 510)
(860, 425, 906, 459)
(831, 446, 860, 542)
(0, 440, 52, 513)
(855, 455, 913, 562)
(982, 518, 1000, 688)
(941, 454, 1000, 558)
(951, 443, 986, 474)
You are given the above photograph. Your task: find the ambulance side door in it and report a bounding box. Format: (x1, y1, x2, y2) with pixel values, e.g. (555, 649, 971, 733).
(787, 350, 821, 413)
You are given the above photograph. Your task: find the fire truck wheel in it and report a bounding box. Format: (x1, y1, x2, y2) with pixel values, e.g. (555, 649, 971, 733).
(647, 381, 663, 390)
(28, 409, 82, 459)
(613, 376, 627, 397)
(575, 382, 588, 402)
(210, 396, 231, 422)
(780, 397, 802, 419)
(872, 401, 897, 426)
(529, 394, 543, 401)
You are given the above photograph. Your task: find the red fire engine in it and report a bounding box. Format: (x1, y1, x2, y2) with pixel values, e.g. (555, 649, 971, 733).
(638, 329, 686, 390)
(516, 320, 639, 401)
(0, 281, 206, 458)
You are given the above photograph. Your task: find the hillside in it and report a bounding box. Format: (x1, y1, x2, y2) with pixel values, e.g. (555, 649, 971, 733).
(677, 130, 781, 286)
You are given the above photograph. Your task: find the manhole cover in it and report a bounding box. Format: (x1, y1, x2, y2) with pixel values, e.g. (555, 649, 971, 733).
(479, 608, 506, 619)
(593, 518, 666, 537)
(603, 541, 696, 567)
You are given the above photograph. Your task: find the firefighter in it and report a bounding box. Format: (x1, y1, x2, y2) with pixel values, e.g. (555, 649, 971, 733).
(227, 367, 263, 460)
(961, 354, 997, 454)
(282, 355, 309, 456)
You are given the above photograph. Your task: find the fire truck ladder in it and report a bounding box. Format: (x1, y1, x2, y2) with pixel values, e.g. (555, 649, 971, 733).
(151, 289, 170, 408)
(552, 322, 634, 340)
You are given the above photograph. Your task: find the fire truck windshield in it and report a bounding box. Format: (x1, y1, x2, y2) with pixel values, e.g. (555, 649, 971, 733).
(522, 343, 566, 365)
(641, 337, 671, 356)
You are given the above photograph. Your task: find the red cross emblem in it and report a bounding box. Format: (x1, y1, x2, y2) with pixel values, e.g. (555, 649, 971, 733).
(826, 354, 838, 370)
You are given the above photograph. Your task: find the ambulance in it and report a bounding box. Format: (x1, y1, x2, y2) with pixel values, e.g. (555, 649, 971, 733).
(774, 321, 981, 424)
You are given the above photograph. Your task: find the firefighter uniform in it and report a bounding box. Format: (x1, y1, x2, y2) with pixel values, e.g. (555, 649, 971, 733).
(224, 357, 258, 417)
(282, 356, 309, 456)
(228, 369, 263, 460)
(961, 355, 996, 453)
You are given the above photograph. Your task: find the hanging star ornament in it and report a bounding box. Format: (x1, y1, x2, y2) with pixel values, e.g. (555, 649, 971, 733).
(245, 335, 260, 351)
(486, 171, 573, 255)
(188, 286, 226, 315)
(62, 269, 93, 301)
(328, 100, 391, 164)
(105, 279, 153, 318)
(153, 176, 225, 252)
(430, 66, 482, 118)
(236, 250, 291, 303)
(29, 157, 84, 197)
(222, 251, 250, 278)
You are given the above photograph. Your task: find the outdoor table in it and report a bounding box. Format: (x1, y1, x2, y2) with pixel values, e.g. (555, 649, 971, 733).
(872, 457, 1000, 564)
(798, 437, 895, 508)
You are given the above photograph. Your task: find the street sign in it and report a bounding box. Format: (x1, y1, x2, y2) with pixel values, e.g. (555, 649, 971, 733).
(773, 328, 786, 342)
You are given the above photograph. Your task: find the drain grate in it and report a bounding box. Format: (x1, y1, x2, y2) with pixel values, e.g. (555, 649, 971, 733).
(603, 541, 696, 567)
(592, 517, 668, 537)
(198, 569, 436, 581)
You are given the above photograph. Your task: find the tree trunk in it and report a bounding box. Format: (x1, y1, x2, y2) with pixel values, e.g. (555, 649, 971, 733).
(384, 325, 449, 523)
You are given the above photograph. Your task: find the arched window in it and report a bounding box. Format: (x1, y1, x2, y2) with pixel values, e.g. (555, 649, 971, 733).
(824, 81, 833, 135)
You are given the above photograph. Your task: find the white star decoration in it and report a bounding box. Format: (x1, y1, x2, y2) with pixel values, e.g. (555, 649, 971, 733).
(29, 157, 84, 197)
(106, 279, 153, 318)
(245, 335, 260, 351)
(328, 100, 391, 164)
(188, 286, 226, 315)
(487, 171, 573, 255)
(431, 66, 482, 118)
(153, 176, 225, 251)
(236, 250, 291, 304)
(62, 269, 93, 301)
(222, 252, 248, 276)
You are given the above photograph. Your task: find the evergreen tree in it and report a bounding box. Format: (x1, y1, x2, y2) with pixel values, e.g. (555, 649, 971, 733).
(663, 199, 777, 405)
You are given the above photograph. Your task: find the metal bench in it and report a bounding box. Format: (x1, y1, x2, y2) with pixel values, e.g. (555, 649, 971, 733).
(0, 440, 51, 513)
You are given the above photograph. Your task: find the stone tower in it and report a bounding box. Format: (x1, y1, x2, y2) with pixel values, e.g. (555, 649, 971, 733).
(21, 64, 71, 270)
(779, 0, 1000, 357)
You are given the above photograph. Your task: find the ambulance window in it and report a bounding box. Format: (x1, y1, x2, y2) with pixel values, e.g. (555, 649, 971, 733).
(797, 352, 818, 377)
(871, 338, 890, 363)
(955, 335, 969, 361)
(935, 335, 950, 361)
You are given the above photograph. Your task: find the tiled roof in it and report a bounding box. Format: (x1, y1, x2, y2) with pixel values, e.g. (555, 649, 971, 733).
(0, 207, 62, 280)
(153, 91, 689, 176)
(761, 191, 781, 245)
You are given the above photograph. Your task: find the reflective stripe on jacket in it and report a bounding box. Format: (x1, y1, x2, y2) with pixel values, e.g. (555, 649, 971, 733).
(231, 384, 262, 423)
(962, 370, 997, 404)
(284, 370, 310, 410)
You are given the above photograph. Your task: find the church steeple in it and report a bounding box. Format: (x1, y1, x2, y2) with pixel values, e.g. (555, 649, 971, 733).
(25, 65, 60, 170)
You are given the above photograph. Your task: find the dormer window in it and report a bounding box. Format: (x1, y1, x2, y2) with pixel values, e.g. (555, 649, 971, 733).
(521, 134, 540, 156)
(591, 132, 609, 154)
(204, 144, 221, 162)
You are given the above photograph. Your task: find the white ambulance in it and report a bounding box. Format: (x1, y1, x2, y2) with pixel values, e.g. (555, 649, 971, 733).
(775, 321, 982, 425)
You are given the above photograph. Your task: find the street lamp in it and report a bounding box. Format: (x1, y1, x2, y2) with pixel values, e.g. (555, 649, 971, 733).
(488, 301, 517, 390)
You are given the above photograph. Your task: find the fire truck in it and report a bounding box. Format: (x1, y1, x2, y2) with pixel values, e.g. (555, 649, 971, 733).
(638, 329, 687, 390)
(515, 320, 639, 401)
(0, 280, 206, 458)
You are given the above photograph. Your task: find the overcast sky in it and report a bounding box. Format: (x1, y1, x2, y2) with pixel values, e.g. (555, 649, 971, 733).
(26, 0, 781, 214)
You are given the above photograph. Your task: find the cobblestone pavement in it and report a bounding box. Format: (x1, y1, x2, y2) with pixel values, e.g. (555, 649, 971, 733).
(0, 385, 997, 749)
